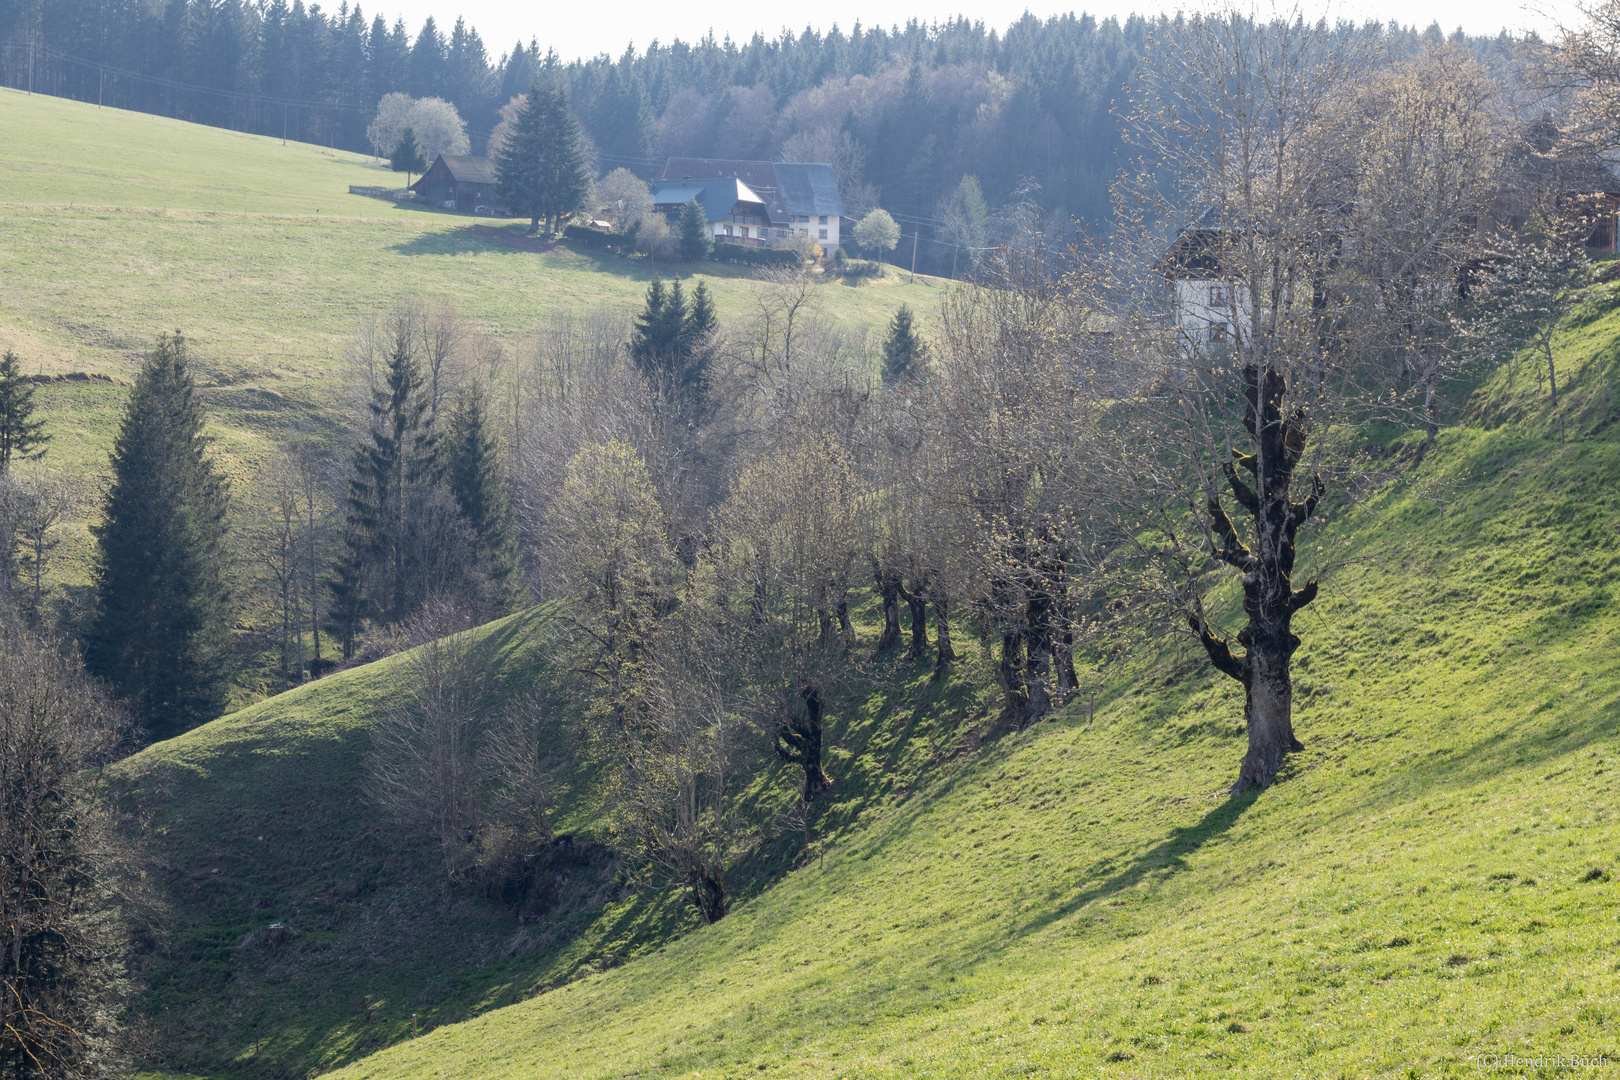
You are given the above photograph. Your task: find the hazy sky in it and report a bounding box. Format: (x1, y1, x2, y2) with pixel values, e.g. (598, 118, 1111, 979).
(386, 0, 1578, 63)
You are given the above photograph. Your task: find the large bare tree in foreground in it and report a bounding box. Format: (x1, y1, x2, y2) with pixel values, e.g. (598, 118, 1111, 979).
(1117, 14, 1370, 790)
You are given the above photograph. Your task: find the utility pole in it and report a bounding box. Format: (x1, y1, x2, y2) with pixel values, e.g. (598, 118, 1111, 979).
(909, 228, 919, 283)
(99, 69, 104, 107)
(283, 104, 288, 145)
(27, 37, 34, 95)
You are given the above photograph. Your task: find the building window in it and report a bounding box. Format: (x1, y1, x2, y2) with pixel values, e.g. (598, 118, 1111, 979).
(819, 215, 828, 225)
(819, 228, 828, 239)
(1210, 283, 1226, 305)
(740, 227, 749, 238)
(1210, 322, 1228, 343)
(724, 225, 733, 236)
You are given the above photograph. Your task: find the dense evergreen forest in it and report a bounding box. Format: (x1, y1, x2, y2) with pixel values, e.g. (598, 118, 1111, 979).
(0, 1, 1527, 266)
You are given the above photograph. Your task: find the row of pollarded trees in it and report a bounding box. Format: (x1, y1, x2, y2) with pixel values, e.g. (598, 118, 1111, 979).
(356, 21, 1609, 926)
(454, 23, 1608, 926)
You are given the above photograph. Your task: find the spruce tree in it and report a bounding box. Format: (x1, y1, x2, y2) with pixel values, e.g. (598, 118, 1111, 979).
(629, 279, 716, 406)
(495, 82, 591, 233)
(0, 349, 47, 474)
(329, 327, 439, 657)
(391, 125, 426, 183)
(679, 198, 713, 261)
(442, 384, 519, 607)
(86, 334, 231, 740)
(881, 304, 927, 384)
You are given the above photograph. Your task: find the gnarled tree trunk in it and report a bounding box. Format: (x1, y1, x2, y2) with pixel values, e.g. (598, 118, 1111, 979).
(1190, 364, 1322, 792)
(774, 682, 831, 801)
(901, 576, 929, 659)
(932, 596, 957, 681)
(872, 562, 903, 655)
(689, 867, 725, 924)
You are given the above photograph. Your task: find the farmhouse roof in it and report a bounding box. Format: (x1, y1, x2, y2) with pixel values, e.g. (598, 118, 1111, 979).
(650, 177, 767, 223)
(654, 158, 843, 222)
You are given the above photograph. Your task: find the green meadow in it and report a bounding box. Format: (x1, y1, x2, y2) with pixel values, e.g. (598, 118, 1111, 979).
(112, 323, 1620, 1078)
(8, 80, 1620, 1080)
(0, 86, 939, 475)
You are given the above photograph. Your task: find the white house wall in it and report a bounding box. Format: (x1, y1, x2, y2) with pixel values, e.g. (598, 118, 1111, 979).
(1174, 278, 1252, 353)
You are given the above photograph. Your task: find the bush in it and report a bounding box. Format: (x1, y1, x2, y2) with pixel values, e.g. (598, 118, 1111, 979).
(841, 258, 884, 280)
(563, 224, 623, 252)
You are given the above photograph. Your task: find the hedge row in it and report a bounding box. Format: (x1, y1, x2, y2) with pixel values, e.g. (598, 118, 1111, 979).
(563, 224, 623, 251)
(561, 226, 809, 268)
(710, 243, 803, 267)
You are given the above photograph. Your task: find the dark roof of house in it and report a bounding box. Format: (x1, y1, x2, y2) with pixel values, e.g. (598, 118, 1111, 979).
(771, 163, 843, 217)
(649, 177, 766, 223)
(654, 158, 843, 222)
(412, 154, 497, 189)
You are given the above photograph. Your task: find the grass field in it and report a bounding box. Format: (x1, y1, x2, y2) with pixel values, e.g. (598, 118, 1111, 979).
(0, 87, 940, 470)
(109, 298, 1620, 1078)
(15, 82, 1620, 1080)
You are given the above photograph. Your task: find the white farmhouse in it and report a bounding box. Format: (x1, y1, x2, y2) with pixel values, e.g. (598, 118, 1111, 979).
(652, 158, 844, 248)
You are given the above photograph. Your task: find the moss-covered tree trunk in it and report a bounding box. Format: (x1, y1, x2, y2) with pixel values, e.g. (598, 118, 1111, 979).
(1190, 364, 1322, 792)
(774, 683, 831, 801)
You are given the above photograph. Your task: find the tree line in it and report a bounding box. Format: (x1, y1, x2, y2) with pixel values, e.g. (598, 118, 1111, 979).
(2, 1, 1529, 271)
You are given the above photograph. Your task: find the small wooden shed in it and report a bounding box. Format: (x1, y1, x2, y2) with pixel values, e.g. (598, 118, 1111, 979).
(409, 155, 505, 213)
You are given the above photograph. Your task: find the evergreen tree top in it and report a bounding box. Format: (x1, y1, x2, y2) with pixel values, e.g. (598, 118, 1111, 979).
(0, 348, 48, 473)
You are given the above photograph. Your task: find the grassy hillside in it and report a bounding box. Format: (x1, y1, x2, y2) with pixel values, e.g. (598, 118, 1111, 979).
(0, 86, 939, 633)
(114, 300, 1620, 1079)
(321, 428, 1620, 1080)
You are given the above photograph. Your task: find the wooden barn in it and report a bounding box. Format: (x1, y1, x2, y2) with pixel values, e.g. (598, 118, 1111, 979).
(409, 155, 506, 214)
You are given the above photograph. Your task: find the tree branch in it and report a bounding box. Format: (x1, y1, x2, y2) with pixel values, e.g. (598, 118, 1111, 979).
(1207, 497, 1253, 569)
(1186, 612, 1247, 683)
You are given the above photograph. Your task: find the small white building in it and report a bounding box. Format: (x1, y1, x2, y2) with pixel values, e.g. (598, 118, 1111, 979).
(1155, 209, 1251, 354)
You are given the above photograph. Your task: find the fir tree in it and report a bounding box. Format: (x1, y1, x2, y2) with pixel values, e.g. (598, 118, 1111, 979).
(881, 305, 927, 384)
(86, 334, 231, 740)
(442, 385, 520, 607)
(329, 327, 438, 656)
(494, 81, 591, 233)
(0, 349, 47, 474)
(391, 125, 426, 183)
(679, 198, 713, 262)
(629, 279, 716, 405)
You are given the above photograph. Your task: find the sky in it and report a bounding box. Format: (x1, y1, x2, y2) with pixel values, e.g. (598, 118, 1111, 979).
(386, 0, 1581, 64)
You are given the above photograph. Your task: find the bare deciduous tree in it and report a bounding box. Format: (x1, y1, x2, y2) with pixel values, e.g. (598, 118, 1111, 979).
(711, 432, 863, 801)
(364, 599, 555, 888)
(0, 620, 132, 1079)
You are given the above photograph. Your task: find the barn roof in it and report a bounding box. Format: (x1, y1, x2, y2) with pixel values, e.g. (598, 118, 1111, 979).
(420, 154, 497, 186)
(771, 163, 843, 217)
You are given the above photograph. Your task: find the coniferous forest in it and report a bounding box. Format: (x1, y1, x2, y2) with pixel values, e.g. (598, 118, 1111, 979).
(0, 1, 1527, 268)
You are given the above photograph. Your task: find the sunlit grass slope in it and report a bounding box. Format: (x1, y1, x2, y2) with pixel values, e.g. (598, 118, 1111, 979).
(0, 86, 937, 631)
(307, 352, 1620, 1078)
(0, 87, 935, 393)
